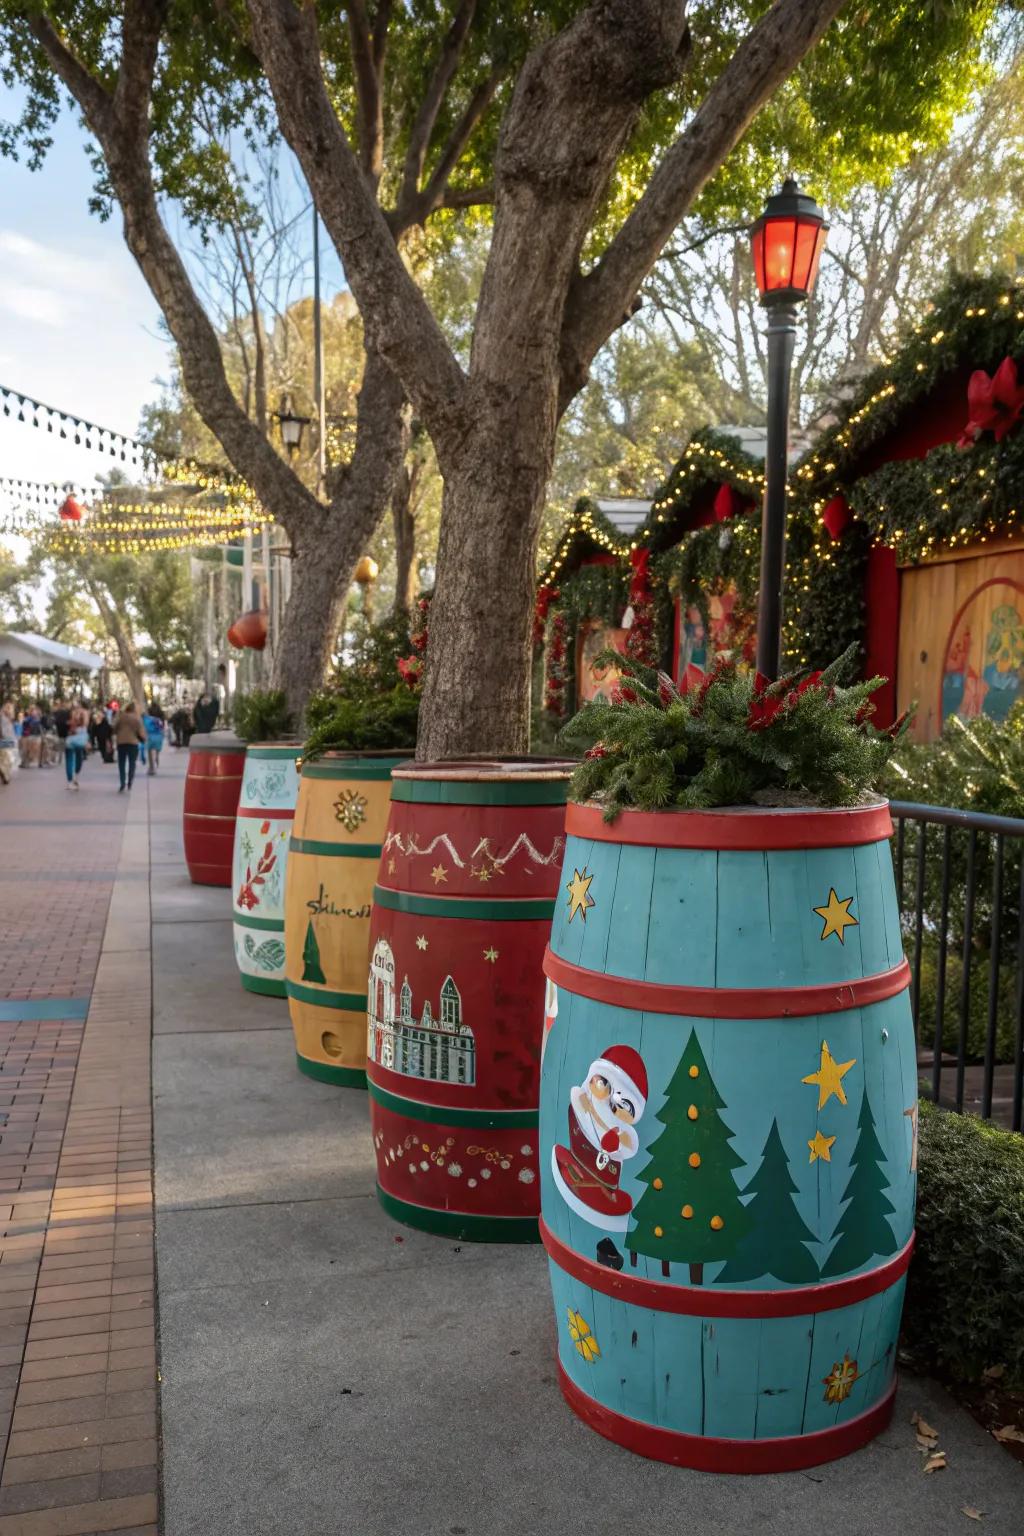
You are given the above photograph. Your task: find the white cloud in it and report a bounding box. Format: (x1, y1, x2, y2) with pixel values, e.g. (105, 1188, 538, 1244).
(0, 229, 112, 298)
(0, 283, 66, 326)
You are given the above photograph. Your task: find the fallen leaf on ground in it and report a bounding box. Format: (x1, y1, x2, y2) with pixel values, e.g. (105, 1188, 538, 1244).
(992, 1424, 1024, 1445)
(923, 1452, 947, 1473)
(982, 1364, 1005, 1381)
(962, 1509, 984, 1522)
(912, 1412, 939, 1439)
(916, 1433, 938, 1451)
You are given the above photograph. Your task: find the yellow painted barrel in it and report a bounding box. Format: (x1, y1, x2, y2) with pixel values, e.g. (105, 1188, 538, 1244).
(283, 752, 408, 1085)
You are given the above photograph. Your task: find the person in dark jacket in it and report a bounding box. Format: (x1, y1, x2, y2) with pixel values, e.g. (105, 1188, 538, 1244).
(89, 709, 114, 763)
(193, 692, 219, 733)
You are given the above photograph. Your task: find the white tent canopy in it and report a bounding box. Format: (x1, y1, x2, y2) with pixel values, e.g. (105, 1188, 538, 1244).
(0, 631, 103, 673)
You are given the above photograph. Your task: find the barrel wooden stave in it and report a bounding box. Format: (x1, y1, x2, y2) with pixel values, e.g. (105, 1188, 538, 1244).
(283, 754, 404, 1085)
(231, 744, 301, 997)
(367, 760, 573, 1241)
(183, 734, 245, 887)
(540, 803, 916, 1468)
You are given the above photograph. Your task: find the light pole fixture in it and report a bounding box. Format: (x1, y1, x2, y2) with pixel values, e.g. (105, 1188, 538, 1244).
(274, 393, 310, 456)
(749, 177, 828, 678)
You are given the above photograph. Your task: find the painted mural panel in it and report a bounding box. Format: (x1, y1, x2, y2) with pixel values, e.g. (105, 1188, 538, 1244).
(577, 620, 627, 702)
(674, 587, 756, 683)
(896, 547, 1024, 741)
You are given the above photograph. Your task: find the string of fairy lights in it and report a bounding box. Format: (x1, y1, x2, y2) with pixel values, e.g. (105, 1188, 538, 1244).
(0, 392, 274, 552)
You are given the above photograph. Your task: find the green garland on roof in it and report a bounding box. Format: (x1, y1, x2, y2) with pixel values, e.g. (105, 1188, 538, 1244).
(539, 495, 631, 587)
(639, 426, 765, 551)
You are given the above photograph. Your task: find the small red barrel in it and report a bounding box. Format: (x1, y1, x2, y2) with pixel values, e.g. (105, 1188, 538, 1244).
(183, 732, 246, 887)
(367, 759, 574, 1242)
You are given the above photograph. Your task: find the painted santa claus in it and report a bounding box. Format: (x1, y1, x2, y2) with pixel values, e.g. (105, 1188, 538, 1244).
(551, 1045, 648, 1232)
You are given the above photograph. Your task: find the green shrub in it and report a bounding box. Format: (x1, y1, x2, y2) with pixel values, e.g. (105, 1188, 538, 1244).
(903, 1101, 1024, 1389)
(233, 689, 294, 744)
(913, 937, 1020, 1064)
(303, 686, 418, 758)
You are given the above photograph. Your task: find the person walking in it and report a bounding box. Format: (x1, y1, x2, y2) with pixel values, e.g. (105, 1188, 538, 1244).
(63, 701, 90, 790)
(0, 702, 16, 786)
(19, 705, 42, 768)
(114, 701, 146, 792)
(89, 709, 114, 764)
(143, 704, 165, 776)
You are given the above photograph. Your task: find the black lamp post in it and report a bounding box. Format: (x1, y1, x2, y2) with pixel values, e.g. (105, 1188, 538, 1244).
(274, 394, 311, 456)
(749, 178, 828, 678)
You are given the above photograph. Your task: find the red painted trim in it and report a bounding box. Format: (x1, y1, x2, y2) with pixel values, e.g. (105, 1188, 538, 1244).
(865, 546, 900, 728)
(237, 807, 295, 820)
(543, 947, 910, 1019)
(565, 800, 893, 850)
(938, 576, 1024, 731)
(557, 1363, 896, 1473)
(541, 1219, 914, 1318)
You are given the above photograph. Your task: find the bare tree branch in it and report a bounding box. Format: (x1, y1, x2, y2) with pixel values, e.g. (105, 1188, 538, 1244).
(559, 0, 848, 403)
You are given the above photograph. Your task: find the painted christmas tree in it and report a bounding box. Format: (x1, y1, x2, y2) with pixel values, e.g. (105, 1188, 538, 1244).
(301, 919, 326, 984)
(625, 1028, 750, 1283)
(717, 1120, 820, 1284)
(821, 1089, 897, 1277)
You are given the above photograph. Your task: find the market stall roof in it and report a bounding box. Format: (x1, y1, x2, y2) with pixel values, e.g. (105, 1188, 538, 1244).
(0, 631, 103, 673)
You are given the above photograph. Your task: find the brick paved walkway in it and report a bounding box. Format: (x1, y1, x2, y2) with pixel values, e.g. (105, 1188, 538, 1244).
(0, 759, 157, 1535)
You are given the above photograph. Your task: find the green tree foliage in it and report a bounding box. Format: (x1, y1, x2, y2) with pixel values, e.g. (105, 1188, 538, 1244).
(625, 1029, 751, 1283)
(0, 543, 38, 630)
(821, 1091, 898, 1277)
(718, 1120, 820, 1284)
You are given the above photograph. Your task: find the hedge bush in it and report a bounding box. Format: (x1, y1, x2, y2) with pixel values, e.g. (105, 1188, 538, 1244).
(904, 1102, 1024, 1389)
(232, 688, 294, 744)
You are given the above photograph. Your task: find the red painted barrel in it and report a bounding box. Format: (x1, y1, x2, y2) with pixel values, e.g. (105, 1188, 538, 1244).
(183, 732, 246, 887)
(366, 759, 574, 1242)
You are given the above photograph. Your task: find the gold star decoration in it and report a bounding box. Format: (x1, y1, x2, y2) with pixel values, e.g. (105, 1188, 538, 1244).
(483, 947, 499, 963)
(802, 1040, 856, 1109)
(822, 1352, 860, 1404)
(814, 887, 859, 944)
(472, 864, 493, 883)
(566, 867, 596, 924)
(430, 864, 448, 885)
(808, 1129, 836, 1164)
(387, 858, 396, 875)
(415, 935, 428, 951)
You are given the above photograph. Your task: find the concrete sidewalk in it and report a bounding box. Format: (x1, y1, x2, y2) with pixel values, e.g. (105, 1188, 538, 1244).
(143, 751, 1021, 1536)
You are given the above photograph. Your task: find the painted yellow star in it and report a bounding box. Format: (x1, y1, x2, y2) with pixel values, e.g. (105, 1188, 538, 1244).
(566, 867, 596, 924)
(430, 864, 448, 885)
(808, 1129, 837, 1163)
(483, 947, 499, 963)
(814, 887, 859, 944)
(472, 865, 493, 883)
(387, 858, 396, 875)
(802, 1040, 856, 1110)
(415, 935, 428, 951)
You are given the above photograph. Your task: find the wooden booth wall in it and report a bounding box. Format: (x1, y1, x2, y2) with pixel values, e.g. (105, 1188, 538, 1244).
(896, 540, 1024, 742)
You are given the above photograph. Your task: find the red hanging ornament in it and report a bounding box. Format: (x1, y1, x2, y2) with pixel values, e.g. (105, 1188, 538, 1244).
(957, 355, 1024, 448)
(624, 546, 656, 666)
(821, 494, 850, 541)
(227, 610, 268, 650)
(533, 584, 559, 647)
(58, 495, 83, 522)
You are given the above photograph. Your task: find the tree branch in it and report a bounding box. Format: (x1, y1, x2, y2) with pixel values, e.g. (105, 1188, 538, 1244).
(397, 0, 477, 214)
(246, 0, 468, 450)
(441, 181, 494, 210)
(559, 0, 848, 406)
(26, 14, 114, 134)
(414, 70, 500, 222)
(346, 0, 384, 186)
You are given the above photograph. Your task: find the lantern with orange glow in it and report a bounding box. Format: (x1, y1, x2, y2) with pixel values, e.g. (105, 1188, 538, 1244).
(227, 610, 268, 651)
(749, 178, 827, 308)
(58, 494, 83, 523)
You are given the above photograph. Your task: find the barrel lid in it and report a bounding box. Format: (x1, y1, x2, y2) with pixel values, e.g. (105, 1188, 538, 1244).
(244, 740, 303, 756)
(567, 795, 892, 850)
(393, 756, 575, 783)
(189, 732, 245, 753)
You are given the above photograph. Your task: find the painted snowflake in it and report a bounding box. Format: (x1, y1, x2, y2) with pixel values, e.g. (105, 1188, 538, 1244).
(334, 789, 368, 833)
(447, 1162, 463, 1178)
(518, 1167, 535, 1184)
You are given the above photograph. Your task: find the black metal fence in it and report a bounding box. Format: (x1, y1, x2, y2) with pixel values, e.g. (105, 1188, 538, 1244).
(890, 800, 1024, 1132)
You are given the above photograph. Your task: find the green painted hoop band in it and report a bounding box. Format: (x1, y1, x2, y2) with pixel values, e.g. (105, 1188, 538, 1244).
(367, 1076, 539, 1129)
(289, 836, 382, 858)
(285, 979, 367, 1012)
(375, 1186, 539, 1244)
(300, 758, 408, 781)
(372, 885, 555, 921)
(233, 913, 283, 932)
(244, 744, 302, 759)
(390, 779, 568, 806)
(296, 1053, 367, 1089)
(240, 973, 286, 998)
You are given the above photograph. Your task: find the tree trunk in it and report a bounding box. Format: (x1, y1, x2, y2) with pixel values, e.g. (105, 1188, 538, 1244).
(272, 351, 408, 722)
(416, 408, 553, 760)
(87, 580, 147, 709)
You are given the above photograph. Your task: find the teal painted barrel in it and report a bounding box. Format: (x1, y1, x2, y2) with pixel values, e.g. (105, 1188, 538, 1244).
(231, 743, 302, 996)
(539, 798, 916, 1472)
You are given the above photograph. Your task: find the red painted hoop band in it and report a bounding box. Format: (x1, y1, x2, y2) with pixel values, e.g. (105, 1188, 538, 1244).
(557, 1362, 896, 1473)
(543, 947, 911, 1019)
(541, 1219, 913, 1318)
(237, 807, 295, 819)
(565, 800, 893, 850)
